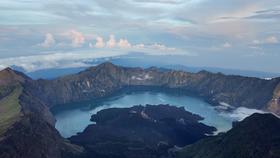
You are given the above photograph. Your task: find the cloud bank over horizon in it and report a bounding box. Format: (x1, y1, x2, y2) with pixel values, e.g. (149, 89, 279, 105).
(0, 0, 279, 73)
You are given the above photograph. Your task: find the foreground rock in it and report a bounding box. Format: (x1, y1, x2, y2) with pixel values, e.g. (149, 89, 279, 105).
(0, 68, 84, 158)
(177, 113, 280, 158)
(0, 115, 84, 158)
(70, 104, 216, 158)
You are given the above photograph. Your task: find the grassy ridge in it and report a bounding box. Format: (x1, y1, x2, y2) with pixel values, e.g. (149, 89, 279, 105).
(0, 86, 22, 135)
(0, 86, 14, 99)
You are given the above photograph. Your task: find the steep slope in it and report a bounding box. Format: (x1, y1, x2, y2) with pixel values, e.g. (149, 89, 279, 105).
(0, 68, 30, 135)
(0, 68, 29, 86)
(177, 113, 280, 158)
(0, 68, 84, 158)
(29, 62, 280, 115)
(0, 114, 84, 158)
(0, 86, 22, 135)
(267, 82, 280, 115)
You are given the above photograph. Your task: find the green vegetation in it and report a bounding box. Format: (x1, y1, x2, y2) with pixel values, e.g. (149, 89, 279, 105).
(0, 86, 14, 99)
(0, 86, 22, 135)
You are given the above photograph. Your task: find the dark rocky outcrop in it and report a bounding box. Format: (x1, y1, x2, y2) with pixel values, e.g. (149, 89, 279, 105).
(70, 104, 216, 158)
(0, 114, 84, 158)
(176, 113, 280, 158)
(0, 68, 84, 158)
(28, 62, 280, 115)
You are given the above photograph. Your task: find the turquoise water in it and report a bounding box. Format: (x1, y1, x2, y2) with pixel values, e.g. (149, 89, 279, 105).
(52, 90, 234, 138)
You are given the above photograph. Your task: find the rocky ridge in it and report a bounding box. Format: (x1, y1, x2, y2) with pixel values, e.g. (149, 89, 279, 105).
(29, 62, 280, 115)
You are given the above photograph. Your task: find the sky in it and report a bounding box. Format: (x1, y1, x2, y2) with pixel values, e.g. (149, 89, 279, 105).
(0, 0, 279, 73)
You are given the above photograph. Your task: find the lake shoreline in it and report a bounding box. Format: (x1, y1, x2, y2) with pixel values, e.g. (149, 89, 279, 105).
(52, 89, 234, 138)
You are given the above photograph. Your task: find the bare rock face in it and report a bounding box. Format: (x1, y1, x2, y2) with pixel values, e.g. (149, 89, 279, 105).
(267, 82, 280, 115)
(29, 62, 280, 115)
(70, 104, 216, 158)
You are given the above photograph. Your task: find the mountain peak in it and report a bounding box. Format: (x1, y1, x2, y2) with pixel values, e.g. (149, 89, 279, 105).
(85, 62, 119, 72)
(0, 67, 30, 86)
(98, 62, 117, 68)
(1, 67, 14, 72)
(198, 70, 211, 74)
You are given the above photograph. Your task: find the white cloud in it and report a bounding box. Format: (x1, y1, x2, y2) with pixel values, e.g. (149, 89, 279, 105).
(89, 42, 94, 48)
(265, 36, 278, 44)
(0, 50, 129, 72)
(249, 45, 261, 50)
(39, 33, 55, 48)
(221, 107, 265, 121)
(118, 38, 131, 48)
(0, 64, 6, 71)
(223, 42, 232, 48)
(95, 34, 177, 52)
(0, 37, 187, 72)
(69, 30, 85, 47)
(150, 43, 176, 51)
(95, 36, 105, 48)
(106, 34, 116, 48)
(134, 43, 145, 49)
(134, 0, 185, 4)
(252, 36, 279, 45)
(252, 40, 260, 45)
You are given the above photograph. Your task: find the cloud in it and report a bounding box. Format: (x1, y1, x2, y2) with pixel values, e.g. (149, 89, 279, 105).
(107, 34, 177, 52)
(252, 36, 279, 45)
(221, 107, 265, 121)
(91, 34, 179, 54)
(0, 65, 6, 71)
(0, 50, 129, 72)
(39, 33, 55, 48)
(0, 46, 185, 72)
(134, 43, 145, 49)
(150, 43, 176, 51)
(223, 42, 232, 48)
(106, 34, 116, 48)
(69, 30, 85, 47)
(118, 38, 131, 48)
(265, 36, 278, 44)
(0, 0, 279, 73)
(246, 8, 280, 21)
(252, 39, 261, 45)
(95, 36, 105, 48)
(89, 42, 94, 48)
(134, 0, 185, 4)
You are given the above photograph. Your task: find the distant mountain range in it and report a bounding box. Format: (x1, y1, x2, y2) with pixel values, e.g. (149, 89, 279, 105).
(0, 62, 280, 158)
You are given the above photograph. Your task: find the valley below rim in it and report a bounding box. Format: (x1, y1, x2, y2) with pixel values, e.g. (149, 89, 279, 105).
(51, 86, 263, 138)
